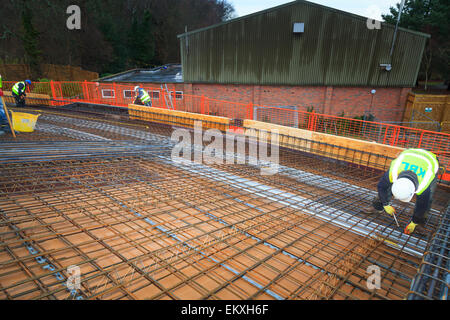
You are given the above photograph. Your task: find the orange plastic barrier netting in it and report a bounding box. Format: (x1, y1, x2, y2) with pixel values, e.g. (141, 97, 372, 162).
(3, 80, 450, 175)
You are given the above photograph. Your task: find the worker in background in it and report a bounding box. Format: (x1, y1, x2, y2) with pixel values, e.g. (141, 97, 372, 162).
(371, 148, 439, 235)
(134, 86, 152, 107)
(12, 80, 32, 108)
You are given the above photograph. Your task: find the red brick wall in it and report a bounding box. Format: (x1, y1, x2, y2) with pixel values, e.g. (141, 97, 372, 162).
(328, 87, 410, 121)
(183, 83, 411, 122)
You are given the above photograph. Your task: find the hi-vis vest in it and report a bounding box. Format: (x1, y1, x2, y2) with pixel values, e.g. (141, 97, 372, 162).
(389, 149, 439, 195)
(139, 89, 151, 104)
(12, 82, 25, 95)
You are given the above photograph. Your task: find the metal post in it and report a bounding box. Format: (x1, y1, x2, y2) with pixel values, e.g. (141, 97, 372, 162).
(50, 80, 56, 106)
(390, 0, 406, 57)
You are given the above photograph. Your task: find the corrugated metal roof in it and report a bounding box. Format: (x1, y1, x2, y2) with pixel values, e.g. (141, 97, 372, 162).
(178, 1, 430, 39)
(99, 64, 183, 83)
(178, 0, 429, 87)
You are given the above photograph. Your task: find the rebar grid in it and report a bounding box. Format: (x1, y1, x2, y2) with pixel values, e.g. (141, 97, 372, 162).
(0, 153, 431, 300)
(407, 204, 450, 300)
(0, 109, 448, 300)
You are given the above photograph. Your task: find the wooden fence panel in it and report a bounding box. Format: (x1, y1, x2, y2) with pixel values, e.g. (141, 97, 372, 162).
(0, 64, 98, 81)
(402, 93, 450, 132)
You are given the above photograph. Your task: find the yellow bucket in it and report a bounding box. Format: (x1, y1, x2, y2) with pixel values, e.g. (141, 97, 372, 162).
(10, 111, 41, 132)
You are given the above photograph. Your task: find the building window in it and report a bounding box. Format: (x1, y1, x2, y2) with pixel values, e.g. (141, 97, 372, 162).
(123, 90, 134, 98)
(175, 91, 183, 100)
(169, 91, 183, 100)
(152, 91, 160, 100)
(102, 89, 115, 99)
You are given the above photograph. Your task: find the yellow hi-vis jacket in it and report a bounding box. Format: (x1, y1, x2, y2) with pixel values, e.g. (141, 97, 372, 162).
(12, 82, 26, 96)
(389, 148, 439, 195)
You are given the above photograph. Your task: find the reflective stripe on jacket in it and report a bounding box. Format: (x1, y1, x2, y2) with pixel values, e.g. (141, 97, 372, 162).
(12, 82, 26, 96)
(389, 149, 439, 195)
(140, 89, 151, 104)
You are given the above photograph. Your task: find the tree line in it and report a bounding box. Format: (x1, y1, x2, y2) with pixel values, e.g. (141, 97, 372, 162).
(1, 0, 448, 88)
(0, 0, 235, 79)
(383, 0, 449, 89)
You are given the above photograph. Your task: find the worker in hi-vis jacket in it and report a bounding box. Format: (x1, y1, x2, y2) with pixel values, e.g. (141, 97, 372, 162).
(12, 80, 31, 108)
(134, 86, 152, 107)
(371, 148, 440, 235)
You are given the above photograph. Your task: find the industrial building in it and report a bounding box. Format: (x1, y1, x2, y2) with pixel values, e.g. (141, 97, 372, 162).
(177, 0, 429, 121)
(103, 1, 430, 122)
(0, 1, 448, 302)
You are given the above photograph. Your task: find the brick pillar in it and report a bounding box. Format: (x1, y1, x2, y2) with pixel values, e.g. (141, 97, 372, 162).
(184, 83, 193, 96)
(184, 83, 194, 112)
(399, 87, 412, 106)
(323, 86, 334, 114)
(252, 85, 261, 106)
(398, 87, 412, 122)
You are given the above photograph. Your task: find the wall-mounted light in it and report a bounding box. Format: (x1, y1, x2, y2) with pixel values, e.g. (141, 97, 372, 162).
(380, 63, 392, 71)
(293, 23, 304, 33)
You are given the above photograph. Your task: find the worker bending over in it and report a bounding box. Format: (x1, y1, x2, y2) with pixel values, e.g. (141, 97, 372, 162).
(372, 148, 439, 235)
(134, 86, 152, 107)
(12, 80, 31, 108)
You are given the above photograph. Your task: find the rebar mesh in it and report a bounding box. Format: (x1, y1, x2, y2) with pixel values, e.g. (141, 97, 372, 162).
(0, 108, 448, 300)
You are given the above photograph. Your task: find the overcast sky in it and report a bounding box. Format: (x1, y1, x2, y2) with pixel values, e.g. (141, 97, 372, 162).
(230, 0, 400, 20)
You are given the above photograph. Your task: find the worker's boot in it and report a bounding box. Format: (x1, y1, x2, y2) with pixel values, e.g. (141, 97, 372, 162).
(362, 198, 384, 214)
(415, 224, 427, 235)
(362, 206, 383, 214)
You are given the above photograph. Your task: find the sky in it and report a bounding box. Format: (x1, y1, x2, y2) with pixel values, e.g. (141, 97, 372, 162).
(230, 0, 401, 21)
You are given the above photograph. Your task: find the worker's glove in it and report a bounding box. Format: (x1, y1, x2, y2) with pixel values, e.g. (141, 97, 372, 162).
(383, 205, 396, 216)
(404, 222, 418, 235)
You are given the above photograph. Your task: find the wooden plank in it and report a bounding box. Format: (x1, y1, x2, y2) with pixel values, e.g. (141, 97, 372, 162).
(311, 131, 403, 168)
(243, 119, 313, 151)
(3, 91, 51, 106)
(128, 104, 230, 131)
(244, 120, 404, 170)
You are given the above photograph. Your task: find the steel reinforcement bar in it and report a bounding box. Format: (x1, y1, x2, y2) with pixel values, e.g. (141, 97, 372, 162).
(1, 109, 448, 300)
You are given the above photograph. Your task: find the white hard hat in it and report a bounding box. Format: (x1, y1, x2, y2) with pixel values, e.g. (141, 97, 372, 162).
(134, 86, 140, 91)
(392, 177, 416, 202)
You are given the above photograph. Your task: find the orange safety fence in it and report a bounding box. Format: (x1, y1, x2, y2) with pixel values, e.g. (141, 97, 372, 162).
(4, 80, 450, 179)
